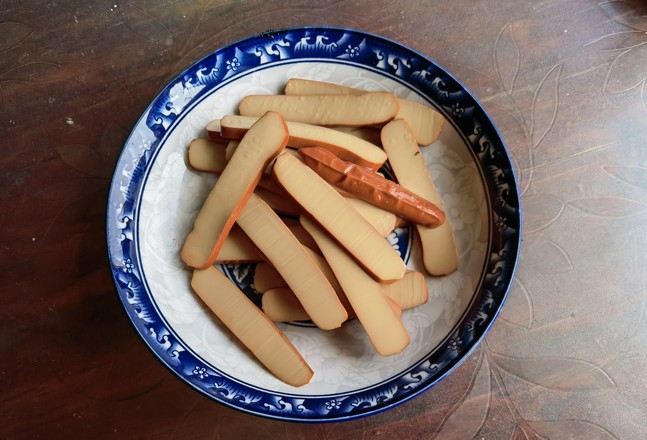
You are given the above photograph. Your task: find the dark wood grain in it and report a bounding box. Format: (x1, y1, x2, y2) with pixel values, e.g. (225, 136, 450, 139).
(2, 0, 646, 438)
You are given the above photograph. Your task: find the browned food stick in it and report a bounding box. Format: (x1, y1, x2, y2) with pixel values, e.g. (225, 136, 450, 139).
(298, 146, 445, 228)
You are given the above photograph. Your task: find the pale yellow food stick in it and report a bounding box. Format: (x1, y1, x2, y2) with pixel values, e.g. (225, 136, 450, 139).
(272, 152, 406, 282)
(214, 225, 263, 263)
(187, 138, 227, 174)
(236, 193, 348, 330)
(191, 266, 313, 387)
(224, 139, 240, 161)
(382, 271, 429, 309)
(181, 111, 288, 268)
(261, 286, 402, 323)
(381, 119, 458, 276)
(300, 216, 410, 356)
(345, 197, 397, 237)
(284, 78, 444, 145)
(329, 126, 382, 146)
(239, 92, 400, 127)
(215, 115, 387, 170)
(262, 288, 311, 322)
(253, 262, 286, 293)
(283, 220, 320, 252)
(254, 186, 302, 217)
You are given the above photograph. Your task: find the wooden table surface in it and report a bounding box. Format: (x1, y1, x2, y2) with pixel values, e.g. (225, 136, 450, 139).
(2, 0, 646, 438)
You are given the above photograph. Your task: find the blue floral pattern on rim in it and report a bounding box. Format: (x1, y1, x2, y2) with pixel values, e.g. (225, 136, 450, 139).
(106, 26, 521, 422)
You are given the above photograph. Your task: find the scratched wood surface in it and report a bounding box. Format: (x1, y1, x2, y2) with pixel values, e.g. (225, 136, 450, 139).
(1, 0, 646, 438)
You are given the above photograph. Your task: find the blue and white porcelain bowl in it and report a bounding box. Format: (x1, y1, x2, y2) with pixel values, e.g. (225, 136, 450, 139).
(106, 27, 521, 422)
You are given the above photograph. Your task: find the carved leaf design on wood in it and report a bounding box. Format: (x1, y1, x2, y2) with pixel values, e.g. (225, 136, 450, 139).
(0, 61, 65, 83)
(603, 43, 647, 94)
(512, 425, 531, 440)
(586, 30, 647, 51)
(491, 352, 615, 391)
(523, 193, 565, 234)
(57, 144, 107, 178)
(568, 197, 647, 217)
(593, 1, 647, 97)
(171, 399, 272, 440)
(0, 22, 32, 53)
(32, 175, 104, 203)
(125, 4, 175, 48)
(444, 62, 502, 101)
(530, 64, 562, 149)
(527, 419, 618, 440)
(494, 22, 520, 94)
(521, 237, 573, 273)
(435, 351, 491, 439)
(318, 417, 369, 440)
(509, 151, 527, 197)
(57, 124, 125, 178)
(497, 278, 533, 329)
(99, 122, 126, 173)
(603, 165, 647, 190)
(599, 0, 647, 31)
